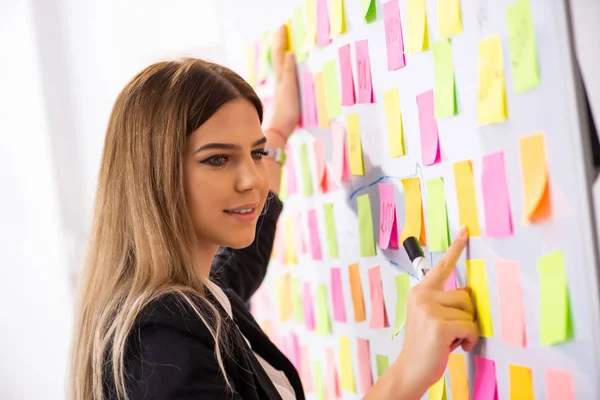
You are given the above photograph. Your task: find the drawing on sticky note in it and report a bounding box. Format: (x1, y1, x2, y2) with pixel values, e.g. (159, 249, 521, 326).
(545, 369, 575, 400)
(466, 259, 494, 337)
(338, 44, 356, 106)
(478, 35, 507, 125)
(454, 160, 481, 236)
(392, 273, 410, 339)
(347, 114, 365, 176)
(331, 123, 350, 183)
(400, 177, 427, 245)
(349, 263, 366, 321)
(417, 90, 441, 165)
(330, 267, 347, 322)
(507, 0, 540, 93)
(339, 336, 356, 393)
(323, 203, 339, 258)
(473, 356, 498, 400)
(300, 143, 313, 196)
(355, 40, 374, 103)
(315, 71, 330, 128)
(325, 348, 340, 399)
(368, 266, 389, 329)
(426, 177, 450, 252)
(378, 183, 400, 249)
(314, 137, 328, 193)
(383, 87, 406, 157)
(428, 375, 446, 400)
(509, 364, 534, 400)
(329, 0, 346, 39)
(406, 0, 429, 53)
(356, 338, 373, 394)
(438, 0, 462, 37)
(302, 282, 316, 331)
(384, 0, 406, 70)
(315, 284, 331, 335)
(307, 209, 323, 260)
(448, 353, 469, 400)
(357, 194, 377, 257)
(497, 259, 526, 347)
(316, 0, 331, 46)
(323, 59, 342, 119)
(519, 132, 552, 223)
(481, 151, 514, 237)
(433, 38, 457, 118)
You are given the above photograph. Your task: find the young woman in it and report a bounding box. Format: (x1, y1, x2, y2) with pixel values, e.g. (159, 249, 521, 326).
(70, 26, 478, 400)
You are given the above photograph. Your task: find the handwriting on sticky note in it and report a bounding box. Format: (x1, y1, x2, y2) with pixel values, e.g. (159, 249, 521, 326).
(284, 218, 297, 265)
(331, 122, 350, 183)
(454, 160, 481, 236)
(323, 59, 342, 119)
(466, 259, 494, 337)
(478, 35, 507, 125)
(509, 365, 534, 400)
(368, 266, 389, 329)
(507, 0, 540, 93)
(519, 132, 551, 223)
(315, 71, 329, 128)
(300, 345, 313, 392)
(406, 0, 429, 53)
(497, 259, 526, 347)
(347, 114, 365, 176)
(300, 143, 313, 196)
(400, 177, 427, 245)
(302, 71, 319, 128)
(378, 183, 400, 249)
(339, 336, 356, 393)
(428, 375, 446, 400)
(433, 39, 457, 118)
(292, 278, 304, 324)
(482, 151, 514, 237)
(473, 356, 498, 400)
(383, 87, 405, 157)
(314, 137, 328, 193)
(302, 282, 316, 331)
(315, 284, 331, 335)
(448, 353, 469, 400)
(426, 177, 450, 252)
(316, 0, 331, 46)
(313, 361, 325, 400)
(361, 0, 376, 22)
(357, 338, 373, 394)
(307, 209, 322, 260)
(417, 90, 441, 165)
(438, 0, 462, 37)
(349, 263, 366, 321)
(392, 273, 410, 339)
(357, 194, 377, 257)
(546, 369, 575, 400)
(376, 355, 389, 377)
(329, 0, 346, 38)
(304, 0, 317, 51)
(330, 267, 347, 322)
(355, 40, 374, 103)
(338, 44, 356, 106)
(325, 348, 340, 399)
(323, 204, 339, 258)
(384, 0, 406, 70)
(538, 250, 572, 345)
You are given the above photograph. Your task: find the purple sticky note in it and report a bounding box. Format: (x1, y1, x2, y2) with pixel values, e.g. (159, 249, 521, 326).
(416, 90, 441, 166)
(302, 282, 316, 331)
(355, 39, 374, 104)
(302, 71, 319, 128)
(482, 151, 514, 237)
(307, 209, 323, 260)
(473, 356, 498, 400)
(316, 0, 331, 46)
(378, 183, 399, 249)
(330, 267, 347, 322)
(338, 44, 356, 106)
(384, 0, 406, 70)
(368, 266, 389, 329)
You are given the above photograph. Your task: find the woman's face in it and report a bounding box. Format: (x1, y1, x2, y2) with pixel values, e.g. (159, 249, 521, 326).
(184, 98, 269, 249)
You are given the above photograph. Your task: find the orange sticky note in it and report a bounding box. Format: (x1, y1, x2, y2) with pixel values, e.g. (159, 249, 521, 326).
(545, 369, 575, 400)
(454, 160, 481, 236)
(357, 338, 373, 394)
(519, 132, 551, 223)
(497, 259, 526, 347)
(315, 71, 330, 128)
(347, 113, 365, 176)
(400, 177, 427, 245)
(509, 364, 534, 400)
(349, 263, 366, 322)
(448, 353, 470, 400)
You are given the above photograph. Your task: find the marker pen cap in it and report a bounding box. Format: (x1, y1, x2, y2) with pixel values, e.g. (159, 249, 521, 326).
(403, 236, 424, 262)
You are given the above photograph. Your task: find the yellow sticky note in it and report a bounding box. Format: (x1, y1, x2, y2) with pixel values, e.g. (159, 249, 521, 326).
(346, 114, 364, 176)
(357, 194, 377, 257)
(538, 251, 573, 345)
(276, 273, 292, 321)
(466, 259, 494, 337)
(509, 364, 534, 400)
(438, 0, 462, 37)
(246, 43, 256, 87)
(448, 353, 469, 400)
(315, 72, 330, 128)
(507, 0, 540, 93)
(478, 36, 507, 125)
(330, 0, 346, 38)
(453, 160, 481, 236)
(426, 177, 450, 252)
(433, 39, 457, 118)
(399, 178, 427, 245)
(519, 132, 551, 223)
(428, 375, 447, 400)
(285, 20, 294, 53)
(383, 87, 405, 157)
(304, 0, 317, 51)
(292, 7, 308, 63)
(406, 0, 429, 53)
(284, 218, 297, 265)
(339, 336, 356, 393)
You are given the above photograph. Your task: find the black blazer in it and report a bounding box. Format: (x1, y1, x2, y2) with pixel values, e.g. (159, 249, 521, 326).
(104, 194, 305, 399)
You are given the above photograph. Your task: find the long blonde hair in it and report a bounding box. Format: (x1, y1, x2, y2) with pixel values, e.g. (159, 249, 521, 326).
(69, 58, 264, 400)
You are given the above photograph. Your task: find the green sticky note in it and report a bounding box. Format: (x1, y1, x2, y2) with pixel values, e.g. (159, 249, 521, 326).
(392, 273, 410, 339)
(323, 203, 339, 258)
(314, 361, 325, 400)
(292, 278, 303, 324)
(357, 194, 377, 257)
(376, 354, 389, 377)
(300, 144, 313, 196)
(507, 0, 540, 93)
(315, 284, 331, 335)
(361, 0, 376, 22)
(258, 32, 270, 81)
(323, 59, 342, 120)
(433, 39, 457, 118)
(426, 178, 450, 252)
(279, 165, 288, 201)
(538, 250, 573, 345)
(292, 6, 308, 63)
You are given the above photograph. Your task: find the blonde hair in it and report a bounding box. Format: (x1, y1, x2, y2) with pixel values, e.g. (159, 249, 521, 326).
(69, 58, 263, 400)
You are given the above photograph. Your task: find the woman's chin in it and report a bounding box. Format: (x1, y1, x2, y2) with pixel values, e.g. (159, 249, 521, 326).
(222, 234, 256, 250)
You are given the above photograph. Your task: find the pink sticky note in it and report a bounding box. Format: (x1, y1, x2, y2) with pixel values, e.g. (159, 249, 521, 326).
(275, 221, 286, 264)
(261, 96, 275, 130)
(368, 266, 389, 329)
(294, 210, 308, 255)
(338, 44, 356, 106)
(497, 259, 526, 347)
(316, 0, 331, 46)
(383, 0, 406, 70)
(254, 40, 264, 85)
(355, 39, 374, 103)
(482, 151, 514, 237)
(302, 71, 319, 128)
(307, 209, 323, 260)
(314, 137, 328, 193)
(473, 356, 498, 400)
(416, 90, 441, 166)
(378, 183, 399, 250)
(330, 267, 347, 322)
(286, 145, 298, 194)
(301, 345, 313, 393)
(546, 369, 575, 400)
(357, 338, 373, 394)
(331, 123, 350, 183)
(289, 333, 301, 370)
(302, 282, 316, 331)
(445, 268, 457, 290)
(325, 347, 340, 399)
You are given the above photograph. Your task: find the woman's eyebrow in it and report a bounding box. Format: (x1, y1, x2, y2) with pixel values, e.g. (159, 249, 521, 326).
(194, 136, 267, 154)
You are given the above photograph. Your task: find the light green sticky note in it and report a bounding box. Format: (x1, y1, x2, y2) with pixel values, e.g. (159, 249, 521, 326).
(538, 250, 573, 345)
(507, 0, 540, 93)
(392, 273, 410, 339)
(300, 143, 313, 196)
(315, 284, 331, 335)
(361, 0, 376, 22)
(279, 165, 288, 201)
(292, 278, 303, 324)
(433, 39, 457, 118)
(292, 6, 308, 63)
(323, 203, 339, 258)
(376, 354, 389, 377)
(258, 32, 270, 81)
(357, 194, 377, 257)
(323, 59, 342, 120)
(314, 361, 325, 400)
(426, 178, 450, 252)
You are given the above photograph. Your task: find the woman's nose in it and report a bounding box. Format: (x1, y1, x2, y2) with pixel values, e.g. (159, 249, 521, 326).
(235, 157, 266, 193)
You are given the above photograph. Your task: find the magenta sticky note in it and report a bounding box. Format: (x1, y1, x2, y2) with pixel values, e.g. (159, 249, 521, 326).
(546, 369, 575, 400)
(316, 0, 331, 46)
(302, 282, 316, 331)
(330, 267, 347, 322)
(302, 71, 319, 128)
(307, 209, 323, 260)
(378, 183, 399, 249)
(338, 44, 356, 106)
(355, 39, 374, 104)
(416, 90, 441, 166)
(331, 122, 350, 183)
(285, 145, 298, 194)
(384, 0, 406, 70)
(497, 259, 526, 347)
(445, 268, 457, 290)
(368, 266, 389, 329)
(473, 356, 498, 400)
(357, 338, 373, 394)
(482, 151, 514, 237)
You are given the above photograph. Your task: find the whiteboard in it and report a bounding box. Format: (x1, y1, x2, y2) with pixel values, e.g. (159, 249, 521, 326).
(237, 0, 600, 398)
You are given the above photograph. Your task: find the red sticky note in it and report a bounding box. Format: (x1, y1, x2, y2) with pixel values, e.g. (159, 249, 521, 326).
(339, 44, 356, 106)
(330, 267, 347, 322)
(325, 348, 340, 399)
(300, 345, 313, 392)
(307, 209, 323, 261)
(316, 0, 331, 46)
(331, 123, 350, 183)
(368, 266, 389, 329)
(285, 145, 298, 195)
(482, 151, 514, 237)
(378, 183, 399, 249)
(497, 259, 526, 347)
(314, 137, 328, 193)
(302, 282, 316, 331)
(357, 338, 373, 394)
(384, 0, 406, 70)
(355, 39, 374, 103)
(416, 89, 441, 166)
(473, 356, 498, 400)
(545, 369, 575, 400)
(445, 268, 457, 290)
(302, 71, 319, 128)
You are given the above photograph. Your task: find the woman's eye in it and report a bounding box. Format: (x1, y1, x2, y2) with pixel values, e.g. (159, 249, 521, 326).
(252, 149, 269, 161)
(202, 155, 229, 166)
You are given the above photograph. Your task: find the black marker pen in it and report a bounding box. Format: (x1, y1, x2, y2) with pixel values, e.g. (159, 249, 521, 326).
(403, 236, 431, 278)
